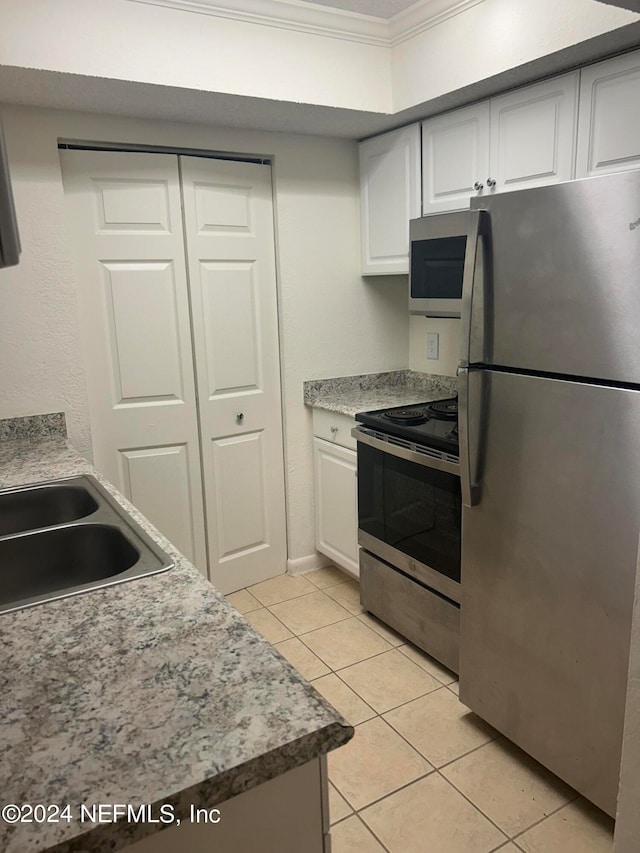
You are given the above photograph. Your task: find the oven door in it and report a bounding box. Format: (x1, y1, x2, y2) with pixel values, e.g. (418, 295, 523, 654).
(354, 428, 461, 603)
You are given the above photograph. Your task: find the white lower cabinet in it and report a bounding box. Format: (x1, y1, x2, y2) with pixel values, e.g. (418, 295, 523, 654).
(124, 758, 327, 853)
(312, 413, 359, 578)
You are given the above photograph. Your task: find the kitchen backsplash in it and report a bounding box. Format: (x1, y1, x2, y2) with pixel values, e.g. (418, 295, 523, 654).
(0, 413, 67, 442)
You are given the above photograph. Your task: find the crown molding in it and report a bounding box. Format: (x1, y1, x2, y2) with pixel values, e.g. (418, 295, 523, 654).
(388, 0, 486, 45)
(127, 0, 487, 46)
(127, 0, 389, 45)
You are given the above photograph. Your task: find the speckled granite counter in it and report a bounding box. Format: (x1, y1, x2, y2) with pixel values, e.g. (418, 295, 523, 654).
(0, 434, 352, 853)
(304, 370, 457, 417)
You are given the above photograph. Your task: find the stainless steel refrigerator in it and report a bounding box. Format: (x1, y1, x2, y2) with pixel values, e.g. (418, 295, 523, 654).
(458, 169, 640, 818)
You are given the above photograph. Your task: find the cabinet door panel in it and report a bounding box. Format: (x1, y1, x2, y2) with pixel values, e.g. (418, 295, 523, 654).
(359, 124, 420, 275)
(422, 103, 490, 214)
(576, 50, 640, 178)
(313, 438, 359, 577)
(489, 73, 578, 193)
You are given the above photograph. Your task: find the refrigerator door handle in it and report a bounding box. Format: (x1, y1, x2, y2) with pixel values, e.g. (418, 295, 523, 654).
(460, 209, 489, 368)
(458, 366, 482, 507)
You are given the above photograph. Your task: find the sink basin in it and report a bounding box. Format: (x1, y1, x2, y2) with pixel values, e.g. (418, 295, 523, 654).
(0, 525, 139, 608)
(0, 482, 98, 536)
(0, 475, 173, 614)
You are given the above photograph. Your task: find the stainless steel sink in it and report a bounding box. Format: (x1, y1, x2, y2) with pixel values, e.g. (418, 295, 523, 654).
(0, 475, 173, 615)
(0, 481, 99, 536)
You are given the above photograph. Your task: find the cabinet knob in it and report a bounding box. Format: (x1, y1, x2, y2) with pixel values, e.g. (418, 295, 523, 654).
(473, 181, 484, 191)
(236, 412, 244, 421)
(487, 177, 496, 187)
(330, 426, 338, 434)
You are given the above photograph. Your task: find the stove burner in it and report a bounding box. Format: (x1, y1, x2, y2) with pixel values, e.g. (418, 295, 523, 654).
(383, 407, 427, 425)
(425, 397, 458, 420)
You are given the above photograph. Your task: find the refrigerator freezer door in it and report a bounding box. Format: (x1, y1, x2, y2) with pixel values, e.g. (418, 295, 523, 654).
(459, 370, 640, 816)
(469, 169, 640, 384)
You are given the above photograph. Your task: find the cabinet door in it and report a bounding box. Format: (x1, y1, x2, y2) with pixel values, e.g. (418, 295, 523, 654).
(313, 438, 359, 578)
(576, 50, 640, 179)
(359, 124, 420, 275)
(488, 72, 578, 194)
(422, 102, 490, 214)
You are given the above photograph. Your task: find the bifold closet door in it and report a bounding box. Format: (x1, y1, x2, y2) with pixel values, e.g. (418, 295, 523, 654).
(180, 156, 287, 593)
(60, 150, 207, 574)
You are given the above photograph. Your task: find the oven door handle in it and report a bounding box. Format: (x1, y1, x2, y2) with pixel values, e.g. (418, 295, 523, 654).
(351, 427, 460, 477)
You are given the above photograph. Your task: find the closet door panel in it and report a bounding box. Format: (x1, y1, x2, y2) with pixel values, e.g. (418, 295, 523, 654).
(120, 443, 198, 564)
(180, 156, 287, 593)
(60, 150, 208, 576)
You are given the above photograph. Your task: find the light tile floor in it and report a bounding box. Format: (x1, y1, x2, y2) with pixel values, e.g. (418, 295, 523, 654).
(226, 569, 615, 853)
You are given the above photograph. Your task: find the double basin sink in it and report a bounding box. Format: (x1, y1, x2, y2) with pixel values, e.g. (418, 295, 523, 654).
(0, 475, 173, 615)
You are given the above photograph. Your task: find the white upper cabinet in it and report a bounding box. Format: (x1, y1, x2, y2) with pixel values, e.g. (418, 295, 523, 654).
(359, 123, 421, 275)
(421, 102, 490, 214)
(488, 73, 579, 195)
(422, 74, 578, 214)
(576, 50, 640, 179)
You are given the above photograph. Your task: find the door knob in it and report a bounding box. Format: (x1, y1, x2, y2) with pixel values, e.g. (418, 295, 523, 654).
(487, 177, 496, 188)
(236, 412, 244, 421)
(473, 181, 484, 191)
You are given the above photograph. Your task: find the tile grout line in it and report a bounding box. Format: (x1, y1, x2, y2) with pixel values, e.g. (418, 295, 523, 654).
(432, 768, 512, 844)
(431, 731, 501, 773)
(437, 763, 579, 845)
(347, 767, 436, 814)
(266, 600, 354, 633)
(508, 792, 582, 844)
(329, 663, 445, 714)
(352, 811, 393, 853)
(244, 606, 300, 643)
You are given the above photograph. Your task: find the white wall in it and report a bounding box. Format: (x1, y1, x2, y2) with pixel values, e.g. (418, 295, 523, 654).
(392, 0, 639, 112)
(0, 0, 390, 114)
(409, 316, 460, 377)
(0, 105, 409, 566)
(0, 0, 637, 121)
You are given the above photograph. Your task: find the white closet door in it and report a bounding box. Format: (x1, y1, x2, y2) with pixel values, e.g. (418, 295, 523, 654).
(180, 156, 287, 594)
(60, 150, 207, 575)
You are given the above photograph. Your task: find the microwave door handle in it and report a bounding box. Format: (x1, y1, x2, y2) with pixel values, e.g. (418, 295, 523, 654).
(459, 209, 489, 368)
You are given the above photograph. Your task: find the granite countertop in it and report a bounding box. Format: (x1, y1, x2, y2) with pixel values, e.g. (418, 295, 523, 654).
(0, 427, 352, 853)
(303, 370, 458, 417)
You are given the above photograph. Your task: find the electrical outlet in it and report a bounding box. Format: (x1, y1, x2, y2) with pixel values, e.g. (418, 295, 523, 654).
(427, 332, 439, 360)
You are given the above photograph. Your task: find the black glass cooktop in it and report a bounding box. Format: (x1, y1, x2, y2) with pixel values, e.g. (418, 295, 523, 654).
(355, 396, 459, 455)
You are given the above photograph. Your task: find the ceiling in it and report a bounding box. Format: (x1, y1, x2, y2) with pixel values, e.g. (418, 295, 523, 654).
(299, 0, 421, 18)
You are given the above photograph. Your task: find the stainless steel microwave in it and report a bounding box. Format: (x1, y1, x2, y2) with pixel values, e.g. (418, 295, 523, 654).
(0, 119, 21, 269)
(409, 211, 467, 317)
